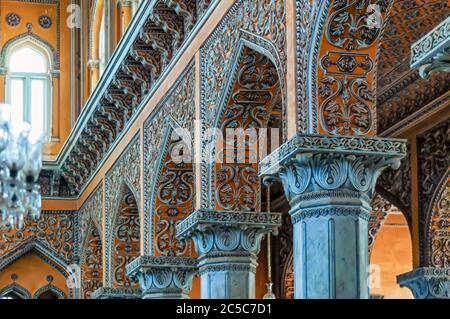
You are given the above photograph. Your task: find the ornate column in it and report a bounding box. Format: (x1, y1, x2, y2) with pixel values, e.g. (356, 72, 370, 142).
(118, 0, 133, 36)
(91, 287, 142, 299)
(126, 256, 197, 299)
(88, 59, 100, 91)
(259, 134, 407, 299)
(176, 210, 281, 299)
(398, 268, 450, 299)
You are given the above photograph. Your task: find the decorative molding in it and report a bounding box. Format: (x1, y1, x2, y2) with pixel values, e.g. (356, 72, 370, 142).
(259, 133, 407, 177)
(200, 0, 287, 209)
(6, 13, 21, 27)
(398, 267, 450, 299)
(0, 283, 32, 299)
(126, 256, 197, 298)
(418, 119, 450, 264)
(410, 16, 450, 76)
(176, 209, 282, 244)
(91, 287, 141, 299)
(42, 0, 217, 197)
(33, 284, 66, 299)
(104, 134, 140, 286)
(143, 62, 195, 256)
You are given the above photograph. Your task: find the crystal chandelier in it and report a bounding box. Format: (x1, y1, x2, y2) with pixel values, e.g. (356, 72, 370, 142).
(0, 104, 43, 229)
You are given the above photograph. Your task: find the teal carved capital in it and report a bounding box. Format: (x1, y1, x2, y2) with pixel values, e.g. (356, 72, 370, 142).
(398, 267, 450, 299)
(176, 210, 281, 256)
(125, 256, 198, 297)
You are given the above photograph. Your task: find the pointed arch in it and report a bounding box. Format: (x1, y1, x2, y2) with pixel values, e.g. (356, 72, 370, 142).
(33, 284, 67, 299)
(425, 168, 450, 268)
(80, 220, 103, 299)
(148, 116, 195, 257)
(0, 32, 57, 73)
(203, 37, 284, 212)
(0, 283, 32, 299)
(108, 182, 140, 287)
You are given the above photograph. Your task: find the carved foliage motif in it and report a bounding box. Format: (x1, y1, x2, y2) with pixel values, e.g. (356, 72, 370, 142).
(326, 0, 389, 50)
(418, 119, 450, 263)
(317, 0, 390, 136)
(429, 178, 450, 268)
(144, 63, 195, 255)
(215, 47, 281, 212)
(105, 136, 140, 286)
(113, 189, 140, 287)
(368, 193, 392, 252)
(82, 224, 103, 299)
(201, 0, 285, 137)
(0, 212, 75, 262)
(154, 134, 194, 257)
(200, 0, 286, 208)
(79, 185, 103, 249)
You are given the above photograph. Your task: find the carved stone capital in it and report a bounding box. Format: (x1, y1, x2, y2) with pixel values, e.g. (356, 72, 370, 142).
(91, 287, 142, 299)
(176, 210, 282, 256)
(125, 256, 197, 299)
(259, 134, 407, 216)
(398, 268, 450, 299)
(411, 16, 450, 78)
(176, 210, 281, 299)
(88, 59, 100, 69)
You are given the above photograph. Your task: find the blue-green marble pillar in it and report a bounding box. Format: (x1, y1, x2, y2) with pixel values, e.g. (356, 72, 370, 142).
(176, 210, 281, 299)
(259, 134, 407, 299)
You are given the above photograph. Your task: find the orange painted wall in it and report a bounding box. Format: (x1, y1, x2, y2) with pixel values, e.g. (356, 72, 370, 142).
(0, 253, 68, 298)
(0, 0, 73, 157)
(370, 211, 414, 299)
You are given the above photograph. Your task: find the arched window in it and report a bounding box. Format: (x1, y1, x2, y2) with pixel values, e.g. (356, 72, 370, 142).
(5, 43, 51, 140)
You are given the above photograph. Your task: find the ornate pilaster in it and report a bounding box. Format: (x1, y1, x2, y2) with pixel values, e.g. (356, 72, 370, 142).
(88, 59, 100, 90)
(117, 0, 133, 36)
(91, 287, 142, 299)
(398, 268, 450, 299)
(176, 210, 281, 299)
(259, 134, 407, 299)
(126, 256, 197, 299)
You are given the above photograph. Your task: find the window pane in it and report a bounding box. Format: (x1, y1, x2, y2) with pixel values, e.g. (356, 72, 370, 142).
(9, 46, 47, 73)
(10, 79, 24, 125)
(30, 79, 45, 139)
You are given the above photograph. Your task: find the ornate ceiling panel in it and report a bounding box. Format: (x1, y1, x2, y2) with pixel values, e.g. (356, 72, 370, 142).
(377, 0, 449, 92)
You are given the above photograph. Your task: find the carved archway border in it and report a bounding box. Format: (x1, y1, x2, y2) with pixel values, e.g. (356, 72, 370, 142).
(104, 134, 140, 286)
(146, 116, 189, 256)
(201, 31, 287, 210)
(0, 283, 32, 299)
(424, 167, 450, 267)
(105, 179, 140, 287)
(0, 32, 58, 73)
(0, 240, 73, 298)
(33, 284, 67, 299)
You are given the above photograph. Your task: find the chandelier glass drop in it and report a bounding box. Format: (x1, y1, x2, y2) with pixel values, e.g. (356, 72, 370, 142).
(0, 104, 43, 229)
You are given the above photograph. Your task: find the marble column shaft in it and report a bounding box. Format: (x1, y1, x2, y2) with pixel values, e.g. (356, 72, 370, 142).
(259, 134, 407, 299)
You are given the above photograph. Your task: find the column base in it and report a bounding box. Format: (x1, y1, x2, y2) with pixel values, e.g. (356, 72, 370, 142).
(126, 256, 198, 300)
(397, 267, 450, 299)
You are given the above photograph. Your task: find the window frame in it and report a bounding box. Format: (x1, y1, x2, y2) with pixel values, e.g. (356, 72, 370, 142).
(4, 43, 52, 142)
